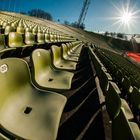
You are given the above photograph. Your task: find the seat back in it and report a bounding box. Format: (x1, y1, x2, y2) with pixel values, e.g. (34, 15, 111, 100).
(62, 44, 68, 57)
(37, 33, 45, 43)
(2, 22, 9, 29)
(121, 76, 131, 94)
(50, 34, 55, 42)
(11, 22, 17, 29)
(67, 43, 72, 53)
(130, 87, 140, 111)
(25, 32, 35, 45)
(105, 81, 121, 119)
(51, 45, 61, 63)
(0, 58, 30, 108)
(112, 109, 136, 140)
(16, 26, 25, 34)
(54, 34, 57, 42)
(100, 69, 112, 93)
(8, 32, 24, 47)
(105, 81, 140, 140)
(57, 35, 60, 42)
(32, 49, 52, 79)
(45, 33, 50, 42)
(25, 27, 32, 33)
(32, 28, 37, 35)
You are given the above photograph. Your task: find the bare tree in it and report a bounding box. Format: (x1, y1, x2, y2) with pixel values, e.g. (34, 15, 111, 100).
(28, 9, 53, 21)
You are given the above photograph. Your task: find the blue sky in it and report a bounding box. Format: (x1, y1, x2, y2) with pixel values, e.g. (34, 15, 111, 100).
(1, 0, 140, 34)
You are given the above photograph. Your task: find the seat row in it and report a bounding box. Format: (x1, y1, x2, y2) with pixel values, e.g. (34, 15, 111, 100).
(94, 48, 140, 117)
(97, 48, 140, 89)
(88, 47, 140, 140)
(0, 40, 83, 91)
(0, 14, 53, 34)
(0, 41, 83, 140)
(1, 25, 75, 41)
(91, 47, 140, 108)
(0, 13, 75, 43)
(0, 32, 81, 58)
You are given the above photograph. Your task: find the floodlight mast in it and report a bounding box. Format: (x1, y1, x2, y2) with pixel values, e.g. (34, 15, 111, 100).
(77, 0, 90, 28)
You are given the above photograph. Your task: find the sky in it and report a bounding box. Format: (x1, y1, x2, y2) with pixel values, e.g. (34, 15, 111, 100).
(0, 0, 140, 34)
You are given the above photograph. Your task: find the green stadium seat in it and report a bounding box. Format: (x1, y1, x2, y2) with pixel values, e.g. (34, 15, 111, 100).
(108, 62, 117, 76)
(112, 110, 140, 140)
(105, 81, 140, 140)
(99, 69, 112, 94)
(8, 32, 25, 48)
(4, 25, 15, 35)
(11, 22, 17, 29)
(53, 34, 57, 42)
(121, 99, 134, 120)
(37, 33, 45, 45)
(16, 26, 25, 34)
(32, 28, 37, 35)
(116, 70, 123, 83)
(50, 34, 56, 42)
(18, 21, 24, 27)
(32, 49, 74, 90)
(0, 58, 67, 140)
(56, 34, 60, 42)
(2, 22, 9, 29)
(0, 25, 3, 34)
(121, 76, 133, 95)
(25, 27, 32, 33)
(51, 45, 77, 71)
(106, 81, 134, 119)
(8, 32, 34, 48)
(105, 81, 121, 119)
(45, 33, 51, 43)
(0, 34, 8, 50)
(37, 29, 43, 34)
(25, 32, 36, 46)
